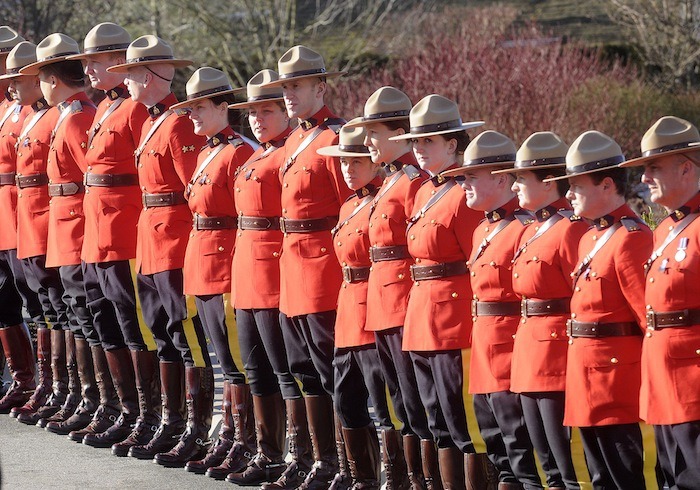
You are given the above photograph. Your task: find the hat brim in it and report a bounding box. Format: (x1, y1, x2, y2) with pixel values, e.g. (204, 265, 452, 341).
(543, 165, 623, 182)
(65, 48, 128, 61)
(261, 70, 346, 87)
(316, 145, 371, 158)
(619, 143, 700, 168)
(106, 58, 193, 73)
(389, 121, 485, 141)
(19, 55, 76, 75)
(228, 96, 285, 110)
(440, 160, 516, 177)
(0, 71, 26, 80)
(491, 162, 568, 175)
(343, 114, 410, 129)
(169, 88, 245, 110)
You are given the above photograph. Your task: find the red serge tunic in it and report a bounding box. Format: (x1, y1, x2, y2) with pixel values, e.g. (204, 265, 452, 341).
(403, 173, 482, 352)
(15, 101, 58, 260)
(333, 180, 382, 348)
(45, 93, 96, 268)
(183, 128, 254, 296)
(81, 86, 148, 264)
(135, 94, 205, 275)
(231, 129, 290, 310)
(278, 106, 351, 316)
(468, 198, 528, 394)
(510, 200, 589, 393)
(0, 97, 30, 251)
(564, 205, 651, 427)
(365, 155, 427, 332)
(641, 192, 700, 425)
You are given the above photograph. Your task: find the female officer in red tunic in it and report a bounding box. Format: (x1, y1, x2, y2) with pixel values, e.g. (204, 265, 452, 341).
(390, 94, 487, 488)
(161, 67, 255, 468)
(493, 132, 587, 489)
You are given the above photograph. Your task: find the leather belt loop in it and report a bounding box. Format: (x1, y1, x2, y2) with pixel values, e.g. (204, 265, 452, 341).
(646, 308, 700, 330)
(342, 266, 371, 283)
(16, 173, 49, 189)
(142, 192, 187, 208)
(84, 172, 138, 187)
(0, 172, 16, 186)
(471, 300, 521, 317)
(48, 182, 85, 196)
(520, 298, 571, 318)
(237, 215, 281, 231)
(369, 245, 410, 262)
(193, 215, 237, 230)
(409, 260, 467, 281)
(566, 320, 640, 338)
(279, 217, 337, 234)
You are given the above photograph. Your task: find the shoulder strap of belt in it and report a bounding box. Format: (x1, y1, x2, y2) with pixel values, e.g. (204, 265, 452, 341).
(235, 142, 281, 179)
(368, 169, 405, 217)
(571, 222, 622, 288)
(511, 212, 565, 262)
(190, 142, 229, 185)
(87, 97, 125, 148)
(50, 101, 77, 144)
(0, 101, 18, 131)
(405, 179, 457, 235)
(469, 216, 516, 266)
(646, 212, 699, 274)
(135, 109, 174, 162)
(332, 194, 375, 236)
(16, 107, 50, 146)
(280, 125, 324, 177)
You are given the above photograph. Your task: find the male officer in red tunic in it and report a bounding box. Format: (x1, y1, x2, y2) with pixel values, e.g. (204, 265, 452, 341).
(106, 35, 206, 459)
(260, 45, 352, 489)
(620, 116, 700, 489)
(547, 131, 651, 489)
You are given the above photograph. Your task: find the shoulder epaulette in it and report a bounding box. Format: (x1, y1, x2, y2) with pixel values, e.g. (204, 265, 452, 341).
(514, 209, 535, 225)
(173, 108, 189, 117)
(228, 136, 244, 148)
(403, 164, 422, 181)
(321, 117, 346, 134)
(620, 216, 643, 232)
(557, 209, 576, 220)
(69, 100, 83, 114)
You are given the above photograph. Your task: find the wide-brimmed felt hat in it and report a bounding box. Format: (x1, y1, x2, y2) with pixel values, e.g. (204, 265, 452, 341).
(544, 130, 624, 182)
(492, 131, 569, 175)
(261, 45, 345, 87)
(228, 69, 284, 110)
(0, 26, 24, 56)
(344, 86, 412, 128)
(619, 116, 700, 167)
(19, 33, 80, 75)
(441, 130, 516, 177)
(170, 67, 242, 110)
(66, 22, 131, 61)
(389, 95, 484, 141)
(317, 118, 371, 158)
(106, 35, 193, 73)
(0, 41, 36, 80)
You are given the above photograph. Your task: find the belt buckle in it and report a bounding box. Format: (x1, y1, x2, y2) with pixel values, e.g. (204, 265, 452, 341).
(471, 300, 478, 318)
(566, 319, 573, 336)
(342, 267, 352, 283)
(521, 298, 528, 319)
(369, 247, 377, 262)
(279, 218, 287, 234)
(646, 310, 657, 330)
(409, 264, 417, 281)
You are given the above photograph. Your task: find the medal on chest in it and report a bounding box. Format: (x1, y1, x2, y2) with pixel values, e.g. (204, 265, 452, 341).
(675, 237, 689, 262)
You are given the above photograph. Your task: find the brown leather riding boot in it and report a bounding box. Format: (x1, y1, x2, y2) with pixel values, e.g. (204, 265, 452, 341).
(109, 350, 161, 456)
(421, 439, 443, 490)
(0, 324, 36, 413)
(438, 447, 466, 490)
(10, 328, 51, 418)
(381, 429, 409, 490)
(17, 329, 67, 425)
(226, 391, 287, 485)
(38, 330, 80, 428)
(46, 337, 100, 434)
(128, 360, 185, 459)
(154, 366, 214, 467)
(405, 434, 427, 489)
(343, 425, 381, 489)
(329, 416, 352, 489)
(260, 397, 314, 489)
(69, 345, 121, 442)
(297, 394, 338, 490)
(465, 453, 499, 490)
(186, 379, 235, 474)
(206, 382, 256, 479)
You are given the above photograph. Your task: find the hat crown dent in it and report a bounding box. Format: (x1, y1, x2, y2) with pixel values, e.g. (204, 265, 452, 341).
(5, 41, 37, 70)
(517, 131, 569, 162)
(186, 67, 231, 95)
(0, 26, 24, 52)
(566, 130, 623, 168)
(278, 45, 326, 75)
(83, 22, 131, 51)
(246, 69, 283, 98)
(127, 35, 174, 61)
(36, 33, 80, 60)
(339, 121, 368, 147)
(641, 116, 700, 154)
(465, 130, 516, 161)
(410, 94, 462, 128)
(364, 86, 412, 117)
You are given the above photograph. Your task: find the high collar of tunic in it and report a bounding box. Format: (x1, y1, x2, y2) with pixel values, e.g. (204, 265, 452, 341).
(485, 197, 519, 223)
(534, 198, 569, 222)
(354, 181, 380, 199)
(671, 192, 700, 221)
(592, 204, 632, 230)
(32, 98, 48, 112)
(105, 85, 126, 100)
(299, 105, 334, 130)
(207, 127, 234, 148)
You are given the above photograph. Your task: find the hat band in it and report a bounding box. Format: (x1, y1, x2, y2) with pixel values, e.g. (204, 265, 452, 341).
(515, 156, 566, 169)
(126, 55, 175, 64)
(642, 141, 698, 158)
(411, 118, 463, 134)
(38, 51, 78, 62)
(278, 67, 327, 80)
(187, 85, 233, 100)
(363, 109, 410, 121)
(84, 43, 130, 54)
(5, 67, 21, 75)
(0, 47, 13, 53)
(465, 153, 517, 166)
(567, 154, 625, 175)
(338, 144, 370, 153)
(247, 93, 283, 102)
